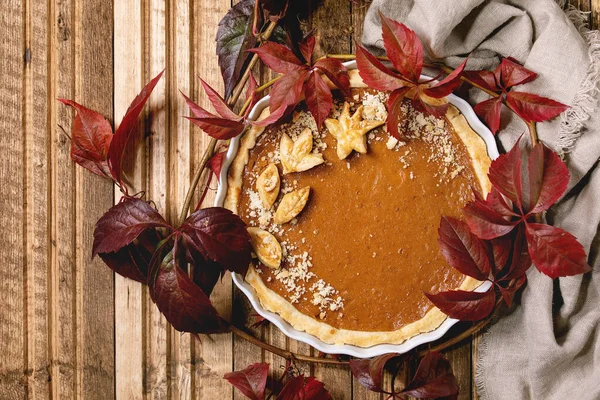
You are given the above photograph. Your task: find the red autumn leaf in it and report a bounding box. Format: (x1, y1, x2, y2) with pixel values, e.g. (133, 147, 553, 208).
(269, 68, 310, 112)
(423, 58, 468, 98)
(223, 362, 269, 400)
(100, 244, 148, 283)
(474, 96, 503, 135)
(245, 73, 260, 117)
(497, 275, 527, 308)
(216, 0, 259, 99)
(178, 207, 251, 275)
(305, 72, 333, 128)
(463, 70, 499, 93)
(191, 257, 223, 297)
(58, 99, 113, 179)
(313, 58, 351, 95)
(425, 288, 496, 321)
(199, 78, 241, 121)
(386, 86, 411, 139)
(355, 43, 406, 91)
(92, 197, 171, 257)
(182, 81, 247, 140)
(499, 227, 531, 281)
(251, 103, 295, 128)
(148, 243, 229, 334)
(499, 57, 538, 88)
(490, 235, 512, 277)
(438, 216, 491, 281)
(249, 42, 304, 74)
(207, 151, 227, 183)
(349, 353, 400, 393)
(108, 70, 164, 184)
(525, 223, 592, 279)
(506, 91, 568, 123)
(181, 91, 215, 119)
(412, 88, 450, 118)
(277, 376, 331, 400)
(98, 228, 159, 282)
(379, 12, 423, 82)
(400, 351, 459, 399)
(527, 142, 570, 214)
(463, 198, 518, 240)
(485, 187, 518, 217)
(187, 117, 246, 140)
(299, 33, 316, 64)
(488, 138, 523, 208)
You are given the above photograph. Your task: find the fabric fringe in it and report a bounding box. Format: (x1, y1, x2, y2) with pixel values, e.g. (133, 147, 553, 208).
(474, 325, 492, 400)
(556, 2, 600, 154)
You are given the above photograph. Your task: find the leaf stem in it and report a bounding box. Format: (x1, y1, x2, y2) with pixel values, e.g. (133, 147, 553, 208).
(255, 75, 281, 93)
(527, 121, 539, 146)
(229, 325, 350, 366)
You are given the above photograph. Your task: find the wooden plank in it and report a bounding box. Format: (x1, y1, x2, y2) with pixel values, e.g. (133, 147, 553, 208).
(24, 0, 51, 397)
(446, 343, 472, 400)
(113, 0, 145, 398)
(144, 0, 169, 398)
(189, 1, 235, 399)
(52, 0, 77, 397)
(164, 0, 193, 398)
(592, 0, 600, 29)
(75, 0, 116, 398)
(471, 332, 483, 400)
(0, 1, 26, 399)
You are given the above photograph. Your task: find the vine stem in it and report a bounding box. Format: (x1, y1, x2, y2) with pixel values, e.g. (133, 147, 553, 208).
(177, 138, 217, 225)
(230, 325, 350, 366)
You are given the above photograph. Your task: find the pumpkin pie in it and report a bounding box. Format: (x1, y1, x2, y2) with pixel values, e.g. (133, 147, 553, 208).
(224, 70, 491, 347)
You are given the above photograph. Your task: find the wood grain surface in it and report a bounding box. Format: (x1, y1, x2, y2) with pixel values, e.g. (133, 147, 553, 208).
(0, 1, 596, 399)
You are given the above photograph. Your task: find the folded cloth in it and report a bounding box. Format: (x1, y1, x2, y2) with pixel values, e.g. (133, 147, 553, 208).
(362, 1, 600, 399)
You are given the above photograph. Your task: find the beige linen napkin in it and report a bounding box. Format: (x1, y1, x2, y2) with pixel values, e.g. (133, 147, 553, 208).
(362, 1, 600, 399)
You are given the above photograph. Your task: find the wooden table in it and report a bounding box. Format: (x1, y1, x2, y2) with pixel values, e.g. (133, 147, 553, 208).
(1, 1, 597, 399)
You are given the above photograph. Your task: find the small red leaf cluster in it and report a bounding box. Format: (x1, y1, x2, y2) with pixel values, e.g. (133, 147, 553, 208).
(92, 197, 251, 333)
(60, 72, 254, 335)
(350, 352, 459, 399)
(465, 57, 568, 134)
(182, 74, 259, 140)
(224, 363, 331, 400)
(355, 13, 467, 139)
(249, 32, 350, 128)
(59, 71, 164, 191)
(428, 141, 591, 321)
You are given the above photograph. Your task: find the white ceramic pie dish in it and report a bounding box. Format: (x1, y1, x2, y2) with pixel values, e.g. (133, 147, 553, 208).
(215, 61, 498, 358)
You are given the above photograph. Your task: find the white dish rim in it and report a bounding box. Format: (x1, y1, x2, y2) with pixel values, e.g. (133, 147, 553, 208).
(214, 61, 498, 358)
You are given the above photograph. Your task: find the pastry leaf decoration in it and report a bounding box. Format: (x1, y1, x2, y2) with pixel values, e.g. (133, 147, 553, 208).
(324, 102, 385, 160)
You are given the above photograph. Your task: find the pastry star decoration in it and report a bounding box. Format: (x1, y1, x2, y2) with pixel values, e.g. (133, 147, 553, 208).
(324, 102, 385, 160)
